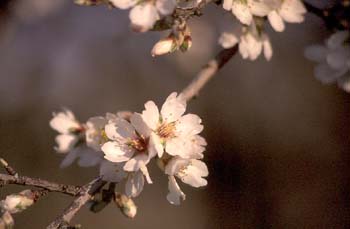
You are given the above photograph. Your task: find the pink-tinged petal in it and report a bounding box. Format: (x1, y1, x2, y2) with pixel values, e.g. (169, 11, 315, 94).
(129, 3, 159, 32)
(110, 0, 137, 9)
(161, 92, 186, 123)
(268, 11, 285, 32)
(232, 1, 252, 25)
(130, 113, 151, 138)
(101, 141, 134, 163)
(248, 0, 273, 16)
(125, 171, 145, 197)
(55, 134, 78, 153)
(167, 176, 186, 205)
(100, 160, 127, 182)
(262, 34, 273, 61)
(50, 109, 81, 134)
(222, 0, 233, 11)
(142, 101, 160, 130)
(219, 32, 239, 49)
(105, 118, 136, 141)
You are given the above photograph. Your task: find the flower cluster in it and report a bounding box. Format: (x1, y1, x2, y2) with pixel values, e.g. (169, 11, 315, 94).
(305, 30, 350, 92)
(220, 0, 306, 60)
(50, 92, 208, 205)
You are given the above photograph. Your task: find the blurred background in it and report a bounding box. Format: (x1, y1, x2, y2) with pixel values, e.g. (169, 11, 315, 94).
(1, 0, 350, 228)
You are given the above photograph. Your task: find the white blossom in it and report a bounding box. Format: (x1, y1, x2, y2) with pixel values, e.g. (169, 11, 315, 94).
(165, 157, 208, 205)
(50, 109, 83, 153)
(101, 114, 158, 183)
(305, 30, 350, 92)
(140, 92, 206, 159)
(222, 0, 271, 25)
(111, 0, 176, 32)
(219, 21, 273, 61)
(266, 0, 306, 32)
(0, 190, 35, 214)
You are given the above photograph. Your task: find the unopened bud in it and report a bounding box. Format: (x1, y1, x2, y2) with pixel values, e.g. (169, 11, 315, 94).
(0, 190, 35, 214)
(114, 193, 137, 218)
(151, 37, 177, 57)
(0, 211, 14, 229)
(180, 36, 192, 52)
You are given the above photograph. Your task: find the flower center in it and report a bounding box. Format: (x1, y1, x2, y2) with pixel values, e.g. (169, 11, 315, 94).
(127, 137, 147, 152)
(157, 122, 176, 139)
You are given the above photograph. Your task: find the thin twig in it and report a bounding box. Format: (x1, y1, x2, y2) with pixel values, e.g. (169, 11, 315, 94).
(0, 173, 81, 196)
(0, 158, 17, 176)
(47, 177, 107, 229)
(180, 45, 238, 102)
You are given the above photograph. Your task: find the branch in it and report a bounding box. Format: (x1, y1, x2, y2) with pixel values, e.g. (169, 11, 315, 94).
(47, 177, 107, 229)
(0, 173, 81, 196)
(180, 45, 238, 102)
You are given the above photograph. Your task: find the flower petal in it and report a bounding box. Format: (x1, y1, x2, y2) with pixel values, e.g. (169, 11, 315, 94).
(100, 160, 127, 182)
(129, 3, 159, 32)
(130, 113, 151, 138)
(125, 171, 145, 197)
(142, 101, 160, 130)
(101, 141, 134, 163)
(105, 118, 136, 141)
(167, 176, 186, 205)
(55, 134, 78, 153)
(161, 92, 186, 123)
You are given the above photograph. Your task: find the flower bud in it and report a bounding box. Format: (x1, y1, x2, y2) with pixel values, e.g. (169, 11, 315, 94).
(151, 37, 177, 57)
(0, 190, 35, 214)
(0, 211, 14, 229)
(114, 193, 137, 218)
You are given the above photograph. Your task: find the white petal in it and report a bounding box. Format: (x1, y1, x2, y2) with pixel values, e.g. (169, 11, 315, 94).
(140, 163, 153, 184)
(101, 141, 134, 163)
(123, 154, 149, 172)
(130, 113, 151, 138)
(156, 0, 176, 15)
(232, 1, 253, 25)
(167, 176, 186, 205)
(85, 116, 108, 151)
(148, 132, 164, 158)
(218, 32, 239, 49)
(164, 156, 189, 175)
(262, 34, 273, 60)
(222, 0, 233, 11)
(280, 0, 306, 23)
(110, 0, 137, 9)
(100, 160, 127, 182)
(176, 114, 203, 137)
(105, 118, 136, 141)
(180, 160, 208, 188)
(248, 0, 273, 16)
(268, 11, 285, 32)
(50, 109, 81, 134)
(142, 101, 160, 130)
(125, 171, 145, 197)
(55, 134, 78, 153)
(161, 92, 186, 123)
(129, 3, 159, 32)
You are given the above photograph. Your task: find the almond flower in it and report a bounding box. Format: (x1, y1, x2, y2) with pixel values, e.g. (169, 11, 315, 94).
(165, 156, 208, 205)
(101, 114, 158, 183)
(222, 0, 271, 25)
(110, 0, 176, 32)
(50, 109, 83, 153)
(140, 92, 206, 159)
(305, 30, 350, 92)
(219, 21, 273, 61)
(266, 0, 306, 32)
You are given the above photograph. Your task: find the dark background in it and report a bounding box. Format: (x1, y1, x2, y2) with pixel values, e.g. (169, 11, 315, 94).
(1, 0, 350, 228)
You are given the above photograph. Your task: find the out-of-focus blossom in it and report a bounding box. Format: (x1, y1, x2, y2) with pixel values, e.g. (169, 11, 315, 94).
(165, 157, 208, 205)
(219, 21, 273, 61)
(99, 160, 127, 182)
(222, 0, 271, 25)
(50, 109, 83, 153)
(305, 30, 350, 92)
(140, 92, 206, 159)
(266, 0, 306, 32)
(110, 0, 176, 32)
